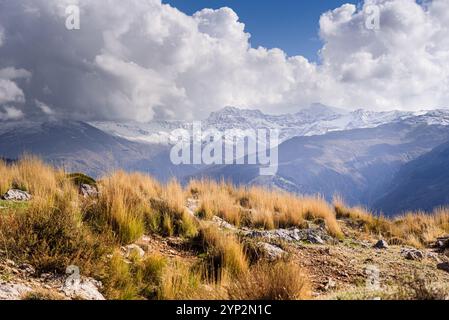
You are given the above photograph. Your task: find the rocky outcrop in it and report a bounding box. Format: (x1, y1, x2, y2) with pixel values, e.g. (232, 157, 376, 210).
(62, 276, 104, 300)
(246, 227, 331, 244)
(211, 216, 238, 231)
(2, 189, 31, 201)
(257, 242, 287, 261)
(401, 248, 424, 261)
(0, 259, 104, 300)
(79, 184, 99, 198)
(0, 283, 33, 300)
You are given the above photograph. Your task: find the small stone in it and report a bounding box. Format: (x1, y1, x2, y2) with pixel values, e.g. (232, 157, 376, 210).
(437, 262, 449, 273)
(2, 189, 32, 201)
(257, 242, 286, 261)
(307, 233, 325, 245)
(211, 216, 237, 231)
(426, 252, 442, 263)
(79, 184, 99, 198)
(324, 278, 336, 291)
(19, 263, 36, 275)
(62, 276, 105, 300)
(401, 248, 424, 261)
(373, 240, 388, 249)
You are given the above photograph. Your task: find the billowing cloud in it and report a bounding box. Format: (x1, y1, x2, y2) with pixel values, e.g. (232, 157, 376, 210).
(0, 106, 24, 120)
(318, 0, 449, 109)
(35, 99, 55, 115)
(0, 0, 448, 122)
(0, 68, 31, 105)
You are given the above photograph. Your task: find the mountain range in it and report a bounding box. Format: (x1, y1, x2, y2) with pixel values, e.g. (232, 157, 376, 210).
(2, 105, 449, 215)
(90, 104, 432, 145)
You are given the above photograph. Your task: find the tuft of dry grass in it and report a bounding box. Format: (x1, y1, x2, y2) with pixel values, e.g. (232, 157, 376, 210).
(21, 288, 66, 300)
(85, 171, 160, 244)
(228, 261, 311, 300)
(0, 155, 59, 197)
(388, 275, 449, 300)
(196, 225, 249, 278)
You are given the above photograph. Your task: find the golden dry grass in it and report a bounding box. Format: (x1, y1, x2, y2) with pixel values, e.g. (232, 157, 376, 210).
(190, 179, 343, 238)
(228, 261, 311, 300)
(334, 196, 449, 247)
(1, 156, 449, 300)
(197, 224, 249, 278)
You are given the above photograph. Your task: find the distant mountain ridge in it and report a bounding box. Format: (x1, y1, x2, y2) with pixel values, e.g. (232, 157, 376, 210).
(0, 120, 167, 178)
(91, 104, 437, 145)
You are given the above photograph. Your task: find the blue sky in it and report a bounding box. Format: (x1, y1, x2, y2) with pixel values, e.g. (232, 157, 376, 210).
(163, 0, 359, 61)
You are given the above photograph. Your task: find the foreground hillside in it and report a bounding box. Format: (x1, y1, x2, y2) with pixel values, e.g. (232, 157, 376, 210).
(1, 157, 449, 300)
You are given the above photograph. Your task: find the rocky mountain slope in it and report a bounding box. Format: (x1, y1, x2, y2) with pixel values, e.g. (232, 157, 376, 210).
(374, 140, 449, 214)
(0, 120, 167, 178)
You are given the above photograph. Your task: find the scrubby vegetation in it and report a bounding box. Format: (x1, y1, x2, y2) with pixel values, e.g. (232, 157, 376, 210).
(334, 196, 449, 248)
(190, 179, 343, 238)
(1, 157, 449, 300)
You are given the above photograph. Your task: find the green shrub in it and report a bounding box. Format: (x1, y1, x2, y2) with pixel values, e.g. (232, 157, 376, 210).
(67, 173, 97, 187)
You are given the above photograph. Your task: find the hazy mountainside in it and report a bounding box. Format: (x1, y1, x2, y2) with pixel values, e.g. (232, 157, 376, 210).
(90, 104, 421, 145)
(191, 122, 449, 211)
(0, 120, 167, 178)
(374, 140, 449, 215)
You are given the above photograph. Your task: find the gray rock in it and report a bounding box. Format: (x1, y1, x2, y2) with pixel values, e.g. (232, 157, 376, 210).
(62, 277, 105, 300)
(401, 248, 424, 261)
(212, 216, 237, 231)
(246, 227, 331, 244)
(324, 278, 337, 291)
(18, 263, 36, 275)
(79, 184, 99, 198)
(426, 252, 443, 263)
(0, 283, 32, 300)
(308, 233, 325, 245)
(257, 242, 286, 261)
(2, 189, 31, 201)
(373, 240, 388, 249)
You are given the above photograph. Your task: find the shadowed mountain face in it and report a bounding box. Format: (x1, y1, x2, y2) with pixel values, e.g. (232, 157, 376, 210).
(0, 120, 168, 178)
(374, 140, 449, 215)
(190, 122, 449, 212)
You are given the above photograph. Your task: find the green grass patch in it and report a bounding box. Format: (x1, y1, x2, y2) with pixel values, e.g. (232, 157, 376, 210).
(0, 199, 30, 211)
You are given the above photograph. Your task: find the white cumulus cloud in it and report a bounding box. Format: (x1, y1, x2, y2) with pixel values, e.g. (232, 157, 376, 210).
(0, 0, 448, 122)
(0, 106, 24, 120)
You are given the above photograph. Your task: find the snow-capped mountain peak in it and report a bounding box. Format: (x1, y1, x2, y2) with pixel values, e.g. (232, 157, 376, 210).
(89, 105, 449, 145)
